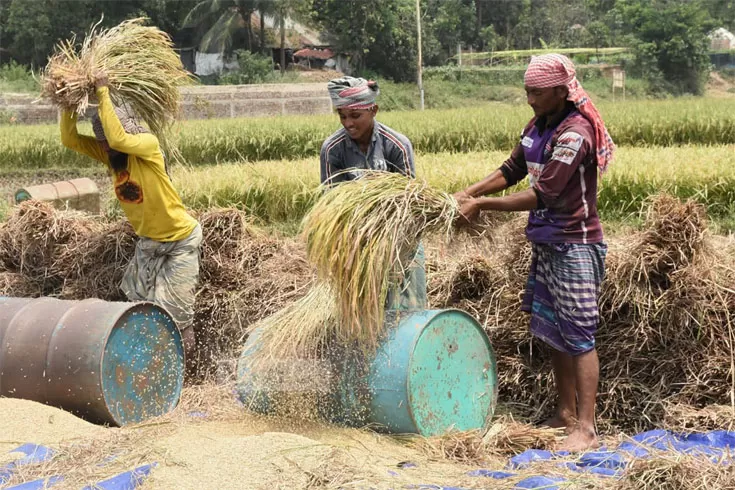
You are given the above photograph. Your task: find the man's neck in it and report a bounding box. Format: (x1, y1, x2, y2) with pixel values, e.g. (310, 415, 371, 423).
(355, 123, 375, 153)
(537, 102, 574, 130)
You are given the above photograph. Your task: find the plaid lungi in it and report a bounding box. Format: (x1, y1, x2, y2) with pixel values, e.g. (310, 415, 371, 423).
(121, 224, 202, 331)
(522, 242, 607, 355)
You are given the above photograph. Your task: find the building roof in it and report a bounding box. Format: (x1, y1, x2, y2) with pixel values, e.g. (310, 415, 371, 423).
(709, 28, 735, 42)
(293, 48, 334, 60)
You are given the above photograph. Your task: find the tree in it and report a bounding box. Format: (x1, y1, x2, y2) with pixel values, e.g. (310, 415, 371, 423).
(703, 0, 735, 31)
(309, 0, 417, 79)
(142, 0, 200, 37)
(615, 0, 714, 95)
(423, 0, 477, 56)
(183, 0, 258, 54)
(585, 20, 611, 52)
(3, 0, 144, 67)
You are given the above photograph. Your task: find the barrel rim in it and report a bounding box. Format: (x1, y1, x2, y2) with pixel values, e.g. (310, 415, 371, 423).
(99, 300, 184, 426)
(405, 308, 498, 436)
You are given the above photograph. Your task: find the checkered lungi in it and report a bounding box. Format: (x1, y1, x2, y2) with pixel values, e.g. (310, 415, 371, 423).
(522, 242, 607, 355)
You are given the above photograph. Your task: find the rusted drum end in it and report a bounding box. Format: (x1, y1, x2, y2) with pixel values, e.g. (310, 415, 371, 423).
(101, 303, 185, 426)
(0, 297, 184, 427)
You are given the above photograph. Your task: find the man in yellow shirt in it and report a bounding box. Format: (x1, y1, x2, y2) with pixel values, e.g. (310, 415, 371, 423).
(60, 75, 201, 364)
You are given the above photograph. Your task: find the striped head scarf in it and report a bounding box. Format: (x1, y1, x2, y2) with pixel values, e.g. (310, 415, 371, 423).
(91, 104, 149, 142)
(327, 76, 380, 110)
(524, 54, 615, 174)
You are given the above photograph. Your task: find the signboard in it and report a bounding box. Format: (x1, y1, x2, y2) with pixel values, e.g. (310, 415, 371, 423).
(612, 68, 625, 101)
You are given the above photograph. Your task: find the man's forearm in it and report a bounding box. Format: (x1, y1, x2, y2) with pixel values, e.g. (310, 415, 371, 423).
(463, 169, 509, 197)
(476, 188, 538, 212)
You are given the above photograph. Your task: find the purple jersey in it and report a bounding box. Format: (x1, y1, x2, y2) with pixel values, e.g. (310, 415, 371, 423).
(500, 109, 603, 245)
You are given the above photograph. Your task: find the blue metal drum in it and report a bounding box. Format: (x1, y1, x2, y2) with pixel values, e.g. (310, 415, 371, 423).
(329, 309, 498, 436)
(236, 243, 498, 436)
(0, 297, 184, 426)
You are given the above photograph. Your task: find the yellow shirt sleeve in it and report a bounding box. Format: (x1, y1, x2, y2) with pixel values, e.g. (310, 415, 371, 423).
(59, 110, 108, 163)
(96, 86, 160, 158)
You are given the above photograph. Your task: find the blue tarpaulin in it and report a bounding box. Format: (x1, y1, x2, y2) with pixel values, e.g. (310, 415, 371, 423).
(460, 429, 735, 489)
(1, 444, 154, 490)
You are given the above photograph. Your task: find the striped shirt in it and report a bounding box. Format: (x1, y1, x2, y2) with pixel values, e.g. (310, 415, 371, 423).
(500, 108, 603, 245)
(319, 121, 415, 185)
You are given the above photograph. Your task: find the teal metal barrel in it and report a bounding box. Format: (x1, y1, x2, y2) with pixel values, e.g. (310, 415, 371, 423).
(0, 297, 184, 426)
(329, 309, 498, 436)
(236, 327, 272, 414)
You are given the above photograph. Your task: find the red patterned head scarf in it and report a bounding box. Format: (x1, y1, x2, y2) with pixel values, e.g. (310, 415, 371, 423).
(524, 54, 615, 174)
(327, 76, 380, 110)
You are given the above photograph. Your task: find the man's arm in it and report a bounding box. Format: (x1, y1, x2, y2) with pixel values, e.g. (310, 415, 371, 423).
(458, 188, 538, 224)
(455, 142, 528, 202)
(386, 135, 415, 178)
(319, 140, 350, 185)
(95, 85, 160, 159)
(59, 110, 108, 163)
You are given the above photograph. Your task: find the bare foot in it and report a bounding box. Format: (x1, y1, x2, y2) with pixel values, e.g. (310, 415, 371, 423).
(540, 410, 577, 433)
(556, 426, 599, 453)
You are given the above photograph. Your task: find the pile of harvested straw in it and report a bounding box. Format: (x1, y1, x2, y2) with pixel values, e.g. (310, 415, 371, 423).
(0, 272, 42, 297)
(303, 172, 457, 348)
(55, 220, 137, 301)
(0, 201, 99, 290)
(192, 210, 314, 377)
(0, 203, 312, 379)
(40, 17, 192, 163)
(619, 452, 735, 490)
(432, 194, 735, 432)
(408, 416, 562, 464)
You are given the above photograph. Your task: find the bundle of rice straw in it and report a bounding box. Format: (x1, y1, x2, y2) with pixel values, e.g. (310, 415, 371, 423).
(242, 281, 336, 370)
(406, 415, 562, 463)
(302, 172, 458, 348)
(40, 17, 192, 163)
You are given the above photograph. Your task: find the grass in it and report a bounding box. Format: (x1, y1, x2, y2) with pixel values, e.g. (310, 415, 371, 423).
(0, 61, 39, 94)
(167, 145, 735, 232)
(2, 97, 734, 170)
(2, 145, 733, 231)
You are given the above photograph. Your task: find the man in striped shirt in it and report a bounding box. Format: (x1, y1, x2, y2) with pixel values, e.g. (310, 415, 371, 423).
(454, 54, 615, 452)
(320, 76, 424, 311)
(320, 76, 415, 185)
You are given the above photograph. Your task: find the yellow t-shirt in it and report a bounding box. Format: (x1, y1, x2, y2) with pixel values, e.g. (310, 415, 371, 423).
(60, 87, 196, 242)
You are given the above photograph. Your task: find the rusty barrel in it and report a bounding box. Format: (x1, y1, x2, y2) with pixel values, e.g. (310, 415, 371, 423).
(0, 297, 184, 426)
(14, 178, 100, 214)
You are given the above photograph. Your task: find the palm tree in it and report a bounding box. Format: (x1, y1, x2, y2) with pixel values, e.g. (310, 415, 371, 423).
(255, 0, 300, 76)
(256, 0, 272, 54)
(183, 0, 258, 54)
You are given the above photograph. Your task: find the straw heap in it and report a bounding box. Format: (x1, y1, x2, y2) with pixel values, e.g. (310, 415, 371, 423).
(40, 17, 192, 163)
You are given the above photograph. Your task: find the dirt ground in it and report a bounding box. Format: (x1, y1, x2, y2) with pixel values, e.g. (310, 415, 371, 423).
(707, 71, 735, 98)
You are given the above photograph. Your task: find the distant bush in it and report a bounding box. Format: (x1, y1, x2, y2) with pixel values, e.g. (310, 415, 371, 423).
(0, 61, 38, 93)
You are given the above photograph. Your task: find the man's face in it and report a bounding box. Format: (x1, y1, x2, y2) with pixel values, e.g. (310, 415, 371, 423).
(524, 85, 568, 118)
(338, 106, 377, 141)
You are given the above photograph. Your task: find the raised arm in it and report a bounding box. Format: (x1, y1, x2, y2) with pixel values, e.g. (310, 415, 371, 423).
(95, 84, 160, 159)
(59, 110, 108, 163)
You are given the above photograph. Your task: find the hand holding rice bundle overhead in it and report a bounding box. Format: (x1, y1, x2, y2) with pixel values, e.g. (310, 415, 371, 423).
(40, 18, 202, 366)
(40, 17, 192, 163)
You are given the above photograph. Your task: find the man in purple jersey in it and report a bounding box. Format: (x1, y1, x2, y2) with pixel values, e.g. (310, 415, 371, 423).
(454, 54, 615, 452)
